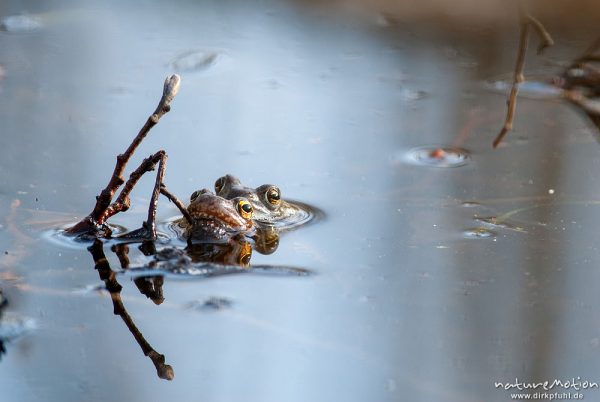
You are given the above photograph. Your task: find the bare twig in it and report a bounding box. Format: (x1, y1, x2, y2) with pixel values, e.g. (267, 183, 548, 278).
(66, 75, 180, 235)
(99, 150, 167, 225)
(493, 22, 530, 148)
(160, 185, 193, 224)
(492, 2, 554, 148)
(144, 153, 168, 238)
(524, 14, 553, 54)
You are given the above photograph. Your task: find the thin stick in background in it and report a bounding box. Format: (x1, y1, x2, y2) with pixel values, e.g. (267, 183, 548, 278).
(492, 3, 554, 148)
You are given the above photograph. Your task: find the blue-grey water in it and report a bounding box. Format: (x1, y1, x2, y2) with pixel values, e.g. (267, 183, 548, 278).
(1, 1, 600, 401)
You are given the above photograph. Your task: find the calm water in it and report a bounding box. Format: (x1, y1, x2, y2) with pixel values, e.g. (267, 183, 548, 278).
(1, 1, 600, 401)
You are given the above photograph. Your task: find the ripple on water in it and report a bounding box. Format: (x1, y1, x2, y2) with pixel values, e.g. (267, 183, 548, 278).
(463, 227, 496, 239)
(460, 201, 482, 208)
(0, 312, 36, 341)
(399, 88, 428, 101)
(168, 50, 224, 73)
(401, 147, 470, 168)
(42, 223, 130, 249)
(0, 14, 43, 33)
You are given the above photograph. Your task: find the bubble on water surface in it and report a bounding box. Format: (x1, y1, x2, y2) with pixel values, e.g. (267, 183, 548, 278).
(402, 147, 470, 168)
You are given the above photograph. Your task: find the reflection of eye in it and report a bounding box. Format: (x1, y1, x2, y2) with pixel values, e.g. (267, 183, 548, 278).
(190, 190, 201, 202)
(214, 177, 226, 194)
(239, 251, 252, 266)
(236, 199, 253, 220)
(266, 187, 281, 205)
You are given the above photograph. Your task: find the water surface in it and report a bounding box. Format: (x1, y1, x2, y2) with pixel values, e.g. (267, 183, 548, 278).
(1, 1, 600, 401)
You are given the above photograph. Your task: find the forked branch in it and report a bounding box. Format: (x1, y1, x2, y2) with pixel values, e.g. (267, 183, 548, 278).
(66, 75, 181, 235)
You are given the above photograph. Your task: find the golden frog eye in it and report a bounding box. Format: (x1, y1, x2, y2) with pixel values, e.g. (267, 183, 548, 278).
(266, 186, 281, 205)
(236, 199, 253, 220)
(214, 176, 226, 194)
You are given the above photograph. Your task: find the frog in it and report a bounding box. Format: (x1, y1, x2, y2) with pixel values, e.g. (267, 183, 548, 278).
(172, 188, 255, 242)
(213, 174, 313, 228)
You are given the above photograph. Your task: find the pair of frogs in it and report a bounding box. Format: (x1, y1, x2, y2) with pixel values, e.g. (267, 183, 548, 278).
(172, 174, 309, 244)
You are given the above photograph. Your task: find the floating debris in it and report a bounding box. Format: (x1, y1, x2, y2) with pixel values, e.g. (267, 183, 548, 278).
(0, 14, 43, 33)
(169, 50, 219, 73)
(475, 216, 527, 233)
(402, 147, 470, 168)
(460, 201, 482, 208)
(463, 227, 496, 239)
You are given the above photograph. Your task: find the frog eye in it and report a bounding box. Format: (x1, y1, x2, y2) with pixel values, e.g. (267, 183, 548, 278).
(214, 177, 226, 194)
(265, 186, 281, 205)
(236, 199, 253, 220)
(190, 190, 201, 202)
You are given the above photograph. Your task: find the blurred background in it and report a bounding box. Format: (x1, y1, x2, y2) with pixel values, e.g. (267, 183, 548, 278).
(1, 1, 600, 401)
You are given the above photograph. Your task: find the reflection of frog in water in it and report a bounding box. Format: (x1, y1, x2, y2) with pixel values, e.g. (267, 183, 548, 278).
(0, 289, 35, 359)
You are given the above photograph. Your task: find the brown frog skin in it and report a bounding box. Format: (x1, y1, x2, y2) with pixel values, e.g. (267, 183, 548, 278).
(214, 174, 306, 225)
(173, 189, 254, 242)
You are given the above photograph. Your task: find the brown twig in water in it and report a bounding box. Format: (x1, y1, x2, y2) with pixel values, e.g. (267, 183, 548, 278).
(493, 22, 530, 148)
(525, 14, 553, 54)
(492, 3, 554, 148)
(99, 150, 167, 225)
(66, 75, 180, 235)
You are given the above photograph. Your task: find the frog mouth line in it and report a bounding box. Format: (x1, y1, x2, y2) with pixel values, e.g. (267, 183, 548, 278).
(192, 214, 245, 233)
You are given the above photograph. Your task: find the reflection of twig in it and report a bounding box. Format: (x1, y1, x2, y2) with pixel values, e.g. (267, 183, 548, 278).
(88, 240, 174, 380)
(493, 2, 554, 148)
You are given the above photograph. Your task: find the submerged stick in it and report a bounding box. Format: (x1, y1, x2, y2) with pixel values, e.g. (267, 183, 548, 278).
(66, 75, 181, 235)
